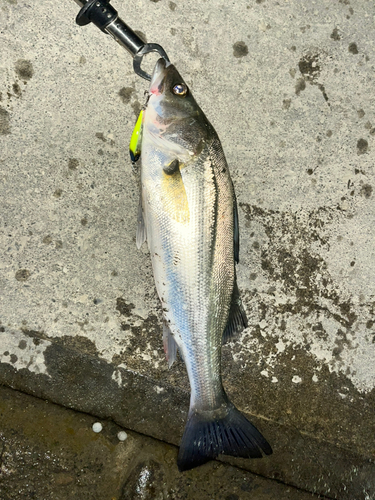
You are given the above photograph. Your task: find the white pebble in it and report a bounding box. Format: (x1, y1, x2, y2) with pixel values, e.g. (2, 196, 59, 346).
(92, 422, 103, 433)
(117, 431, 128, 441)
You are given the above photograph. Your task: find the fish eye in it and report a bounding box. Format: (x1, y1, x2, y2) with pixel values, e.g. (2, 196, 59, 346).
(172, 83, 188, 97)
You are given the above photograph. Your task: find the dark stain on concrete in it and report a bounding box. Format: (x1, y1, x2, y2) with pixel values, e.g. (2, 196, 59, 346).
(330, 27, 341, 41)
(233, 41, 249, 58)
(240, 204, 358, 329)
(357, 138, 368, 154)
(348, 42, 358, 55)
(116, 298, 135, 317)
(15, 59, 33, 80)
(0, 107, 11, 135)
(360, 184, 372, 198)
(54, 335, 99, 357)
(282, 99, 291, 110)
(112, 313, 163, 365)
(18, 340, 27, 350)
(54, 188, 62, 198)
(295, 78, 306, 95)
(15, 269, 30, 282)
(296, 53, 329, 104)
(357, 109, 365, 119)
(12, 82, 21, 96)
(317, 83, 329, 102)
(169, 1, 176, 10)
(10, 354, 18, 363)
(42, 235, 52, 245)
(21, 331, 41, 346)
(298, 54, 320, 81)
(119, 87, 135, 104)
(131, 100, 142, 117)
(95, 132, 107, 142)
(68, 158, 79, 170)
(223, 340, 375, 462)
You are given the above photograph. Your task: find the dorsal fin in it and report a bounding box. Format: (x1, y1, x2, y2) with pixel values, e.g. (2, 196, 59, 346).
(223, 279, 248, 344)
(233, 188, 239, 264)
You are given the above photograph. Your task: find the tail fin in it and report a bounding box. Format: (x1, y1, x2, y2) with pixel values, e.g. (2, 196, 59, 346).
(177, 400, 272, 472)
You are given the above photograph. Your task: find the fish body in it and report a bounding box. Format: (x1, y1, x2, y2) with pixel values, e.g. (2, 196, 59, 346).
(135, 59, 272, 470)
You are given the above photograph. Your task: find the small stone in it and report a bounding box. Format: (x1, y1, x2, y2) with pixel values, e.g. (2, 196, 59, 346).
(92, 422, 103, 433)
(117, 431, 128, 441)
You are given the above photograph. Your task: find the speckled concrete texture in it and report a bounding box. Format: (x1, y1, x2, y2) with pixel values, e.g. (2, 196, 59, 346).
(1, 0, 375, 499)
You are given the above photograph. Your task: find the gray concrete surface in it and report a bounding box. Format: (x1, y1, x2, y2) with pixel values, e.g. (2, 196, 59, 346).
(0, 385, 326, 500)
(1, 0, 375, 499)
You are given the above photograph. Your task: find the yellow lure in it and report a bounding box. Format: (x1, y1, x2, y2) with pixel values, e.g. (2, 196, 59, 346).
(129, 109, 143, 163)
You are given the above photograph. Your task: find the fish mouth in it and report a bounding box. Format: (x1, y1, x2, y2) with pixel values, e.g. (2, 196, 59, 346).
(149, 58, 171, 96)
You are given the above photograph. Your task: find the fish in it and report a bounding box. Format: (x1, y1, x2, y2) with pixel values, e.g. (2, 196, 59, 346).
(132, 58, 272, 471)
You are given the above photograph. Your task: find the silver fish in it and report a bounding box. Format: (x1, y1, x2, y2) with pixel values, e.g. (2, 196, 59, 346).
(135, 58, 272, 471)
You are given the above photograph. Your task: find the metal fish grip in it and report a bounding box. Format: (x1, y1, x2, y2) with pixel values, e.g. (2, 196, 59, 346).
(75, 0, 169, 80)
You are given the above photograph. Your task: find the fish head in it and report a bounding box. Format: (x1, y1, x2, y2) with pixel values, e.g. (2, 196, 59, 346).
(143, 58, 211, 161)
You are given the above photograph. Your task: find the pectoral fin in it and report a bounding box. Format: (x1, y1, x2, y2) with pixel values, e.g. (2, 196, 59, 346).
(223, 280, 248, 344)
(163, 158, 180, 175)
(136, 194, 147, 249)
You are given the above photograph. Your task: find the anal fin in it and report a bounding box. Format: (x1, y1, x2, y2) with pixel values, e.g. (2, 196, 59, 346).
(223, 280, 248, 344)
(163, 322, 178, 368)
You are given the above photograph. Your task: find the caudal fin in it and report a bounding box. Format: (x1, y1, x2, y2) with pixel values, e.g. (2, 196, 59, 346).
(177, 401, 272, 471)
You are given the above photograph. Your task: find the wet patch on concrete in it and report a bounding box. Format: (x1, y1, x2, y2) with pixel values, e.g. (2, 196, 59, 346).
(295, 52, 329, 104)
(68, 158, 79, 170)
(348, 42, 359, 55)
(113, 298, 190, 389)
(14, 59, 33, 80)
(238, 203, 375, 395)
(0, 107, 11, 135)
(15, 269, 30, 281)
(233, 41, 249, 58)
(330, 27, 341, 41)
(357, 138, 368, 154)
(0, 386, 330, 500)
(118, 86, 135, 104)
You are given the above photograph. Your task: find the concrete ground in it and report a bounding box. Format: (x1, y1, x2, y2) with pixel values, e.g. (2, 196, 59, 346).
(0, 385, 325, 500)
(1, 0, 375, 499)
